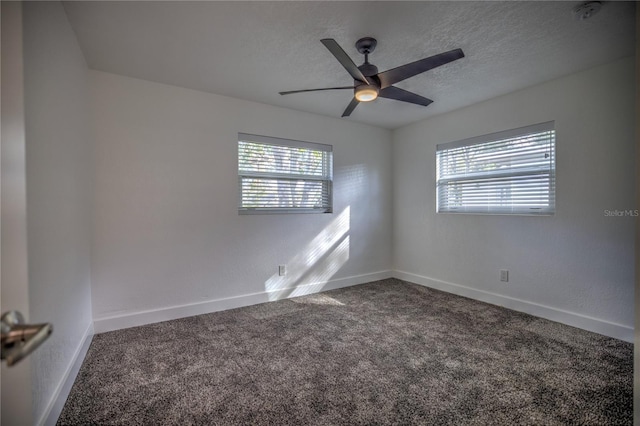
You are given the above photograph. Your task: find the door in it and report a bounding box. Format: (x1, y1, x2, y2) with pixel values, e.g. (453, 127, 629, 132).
(2, 2, 35, 424)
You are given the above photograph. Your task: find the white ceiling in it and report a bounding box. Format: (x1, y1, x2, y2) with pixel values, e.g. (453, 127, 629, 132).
(62, 1, 635, 129)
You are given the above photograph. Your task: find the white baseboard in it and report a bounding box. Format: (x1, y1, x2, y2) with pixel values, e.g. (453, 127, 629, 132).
(39, 321, 94, 426)
(92, 267, 632, 339)
(393, 270, 634, 343)
(93, 270, 393, 333)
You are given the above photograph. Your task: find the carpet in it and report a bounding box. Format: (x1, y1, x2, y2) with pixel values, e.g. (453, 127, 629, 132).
(57, 279, 633, 425)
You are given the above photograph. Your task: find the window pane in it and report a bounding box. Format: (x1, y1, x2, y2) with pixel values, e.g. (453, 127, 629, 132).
(238, 136, 333, 214)
(241, 178, 329, 209)
(239, 142, 330, 177)
(436, 123, 555, 215)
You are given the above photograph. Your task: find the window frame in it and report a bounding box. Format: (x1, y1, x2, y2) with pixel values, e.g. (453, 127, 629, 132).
(436, 121, 556, 216)
(238, 133, 333, 215)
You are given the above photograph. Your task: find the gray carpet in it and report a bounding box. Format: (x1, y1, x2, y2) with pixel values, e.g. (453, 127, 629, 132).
(57, 279, 633, 425)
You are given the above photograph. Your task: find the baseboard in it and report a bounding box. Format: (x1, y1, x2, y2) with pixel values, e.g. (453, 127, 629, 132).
(393, 270, 634, 343)
(39, 321, 94, 426)
(94, 268, 632, 341)
(93, 270, 393, 333)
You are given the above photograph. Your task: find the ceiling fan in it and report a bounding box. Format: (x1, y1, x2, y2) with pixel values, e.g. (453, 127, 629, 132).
(279, 37, 465, 117)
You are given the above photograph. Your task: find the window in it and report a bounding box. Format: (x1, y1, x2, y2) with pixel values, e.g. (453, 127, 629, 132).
(238, 133, 333, 214)
(436, 121, 555, 215)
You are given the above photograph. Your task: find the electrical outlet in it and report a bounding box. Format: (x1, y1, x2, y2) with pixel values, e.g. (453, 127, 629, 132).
(278, 265, 286, 276)
(500, 269, 509, 282)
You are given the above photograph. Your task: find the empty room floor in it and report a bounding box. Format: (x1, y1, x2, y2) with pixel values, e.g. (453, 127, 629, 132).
(57, 279, 632, 425)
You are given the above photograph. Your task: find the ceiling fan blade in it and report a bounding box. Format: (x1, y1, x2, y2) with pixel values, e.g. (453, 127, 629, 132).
(379, 86, 433, 107)
(279, 86, 355, 96)
(341, 98, 360, 117)
(377, 48, 464, 89)
(321, 39, 370, 84)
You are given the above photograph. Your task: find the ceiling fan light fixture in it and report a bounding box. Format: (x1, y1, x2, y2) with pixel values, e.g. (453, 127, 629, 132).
(355, 85, 379, 102)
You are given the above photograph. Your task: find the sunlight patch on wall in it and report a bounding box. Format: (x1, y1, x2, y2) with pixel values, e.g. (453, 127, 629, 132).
(264, 206, 350, 301)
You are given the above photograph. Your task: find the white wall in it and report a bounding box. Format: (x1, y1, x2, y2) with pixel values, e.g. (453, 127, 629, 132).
(22, 2, 94, 423)
(393, 56, 635, 341)
(90, 71, 392, 331)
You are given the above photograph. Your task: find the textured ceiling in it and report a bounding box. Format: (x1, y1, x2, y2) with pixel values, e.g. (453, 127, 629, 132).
(62, 1, 635, 129)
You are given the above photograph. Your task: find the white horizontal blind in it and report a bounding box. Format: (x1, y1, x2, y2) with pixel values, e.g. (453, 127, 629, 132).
(238, 133, 333, 214)
(436, 122, 555, 215)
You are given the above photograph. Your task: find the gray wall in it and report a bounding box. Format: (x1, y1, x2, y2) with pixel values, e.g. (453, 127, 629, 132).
(89, 71, 393, 331)
(1, 2, 33, 423)
(392, 56, 635, 340)
(23, 2, 94, 422)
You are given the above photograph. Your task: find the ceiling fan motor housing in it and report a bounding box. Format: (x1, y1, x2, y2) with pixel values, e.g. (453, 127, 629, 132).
(358, 63, 379, 78)
(353, 70, 381, 101)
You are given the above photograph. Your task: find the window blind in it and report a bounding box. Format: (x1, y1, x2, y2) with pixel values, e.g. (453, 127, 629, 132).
(238, 133, 333, 214)
(436, 122, 555, 215)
